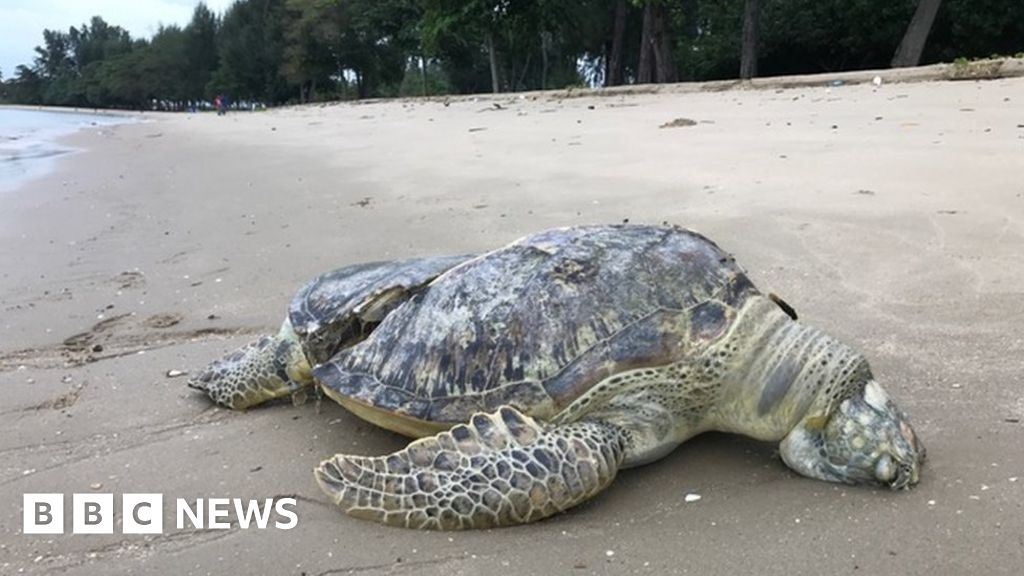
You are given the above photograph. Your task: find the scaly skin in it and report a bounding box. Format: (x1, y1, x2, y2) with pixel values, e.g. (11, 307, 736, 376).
(316, 407, 626, 529)
(709, 296, 871, 440)
(707, 297, 923, 488)
(187, 321, 313, 410)
(316, 295, 924, 529)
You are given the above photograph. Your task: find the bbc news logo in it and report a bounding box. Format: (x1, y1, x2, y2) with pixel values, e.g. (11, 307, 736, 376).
(23, 494, 298, 534)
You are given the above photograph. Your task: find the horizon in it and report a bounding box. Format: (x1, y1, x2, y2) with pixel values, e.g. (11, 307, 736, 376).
(0, 0, 234, 79)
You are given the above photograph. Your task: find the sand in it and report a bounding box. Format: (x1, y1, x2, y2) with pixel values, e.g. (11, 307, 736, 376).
(2, 75, 1023, 575)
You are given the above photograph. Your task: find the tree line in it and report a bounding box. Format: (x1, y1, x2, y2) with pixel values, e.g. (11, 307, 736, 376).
(1, 0, 1021, 109)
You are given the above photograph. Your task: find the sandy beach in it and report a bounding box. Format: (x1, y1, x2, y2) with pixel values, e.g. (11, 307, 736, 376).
(2, 75, 1023, 575)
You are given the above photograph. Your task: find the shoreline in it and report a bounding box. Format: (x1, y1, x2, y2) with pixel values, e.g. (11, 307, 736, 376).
(1, 76, 1022, 575)
(5, 56, 1022, 115)
(0, 104, 143, 118)
(0, 108, 138, 193)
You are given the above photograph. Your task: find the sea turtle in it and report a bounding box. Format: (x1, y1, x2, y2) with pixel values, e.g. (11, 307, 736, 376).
(189, 224, 925, 530)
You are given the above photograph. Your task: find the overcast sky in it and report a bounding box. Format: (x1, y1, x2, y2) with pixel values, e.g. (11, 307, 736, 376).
(1, 0, 235, 79)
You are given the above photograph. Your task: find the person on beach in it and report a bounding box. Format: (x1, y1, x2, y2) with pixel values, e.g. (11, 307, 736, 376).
(215, 95, 225, 116)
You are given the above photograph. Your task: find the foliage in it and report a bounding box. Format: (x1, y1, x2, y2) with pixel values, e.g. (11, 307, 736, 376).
(207, 0, 290, 102)
(2, 0, 1021, 108)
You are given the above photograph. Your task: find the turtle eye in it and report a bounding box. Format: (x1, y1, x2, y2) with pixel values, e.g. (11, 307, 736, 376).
(891, 462, 915, 490)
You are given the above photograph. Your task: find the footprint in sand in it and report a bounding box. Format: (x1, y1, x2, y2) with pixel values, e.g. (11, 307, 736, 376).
(143, 312, 183, 329)
(111, 270, 145, 289)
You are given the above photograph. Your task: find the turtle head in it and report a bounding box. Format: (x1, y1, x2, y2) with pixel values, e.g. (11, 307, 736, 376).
(780, 380, 924, 489)
(187, 323, 312, 410)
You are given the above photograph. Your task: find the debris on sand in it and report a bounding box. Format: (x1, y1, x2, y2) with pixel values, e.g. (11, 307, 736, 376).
(684, 493, 702, 503)
(659, 117, 698, 129)
(166, 369, 187, 378)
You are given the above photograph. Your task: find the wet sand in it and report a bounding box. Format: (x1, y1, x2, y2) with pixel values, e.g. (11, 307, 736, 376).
(2, 76, 1023, 575)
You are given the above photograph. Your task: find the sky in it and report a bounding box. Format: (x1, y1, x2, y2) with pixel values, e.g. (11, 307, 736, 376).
(0, 0, 235, 79)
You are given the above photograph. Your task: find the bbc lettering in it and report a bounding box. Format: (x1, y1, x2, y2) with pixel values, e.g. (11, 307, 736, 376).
(23, 494, 297, 534)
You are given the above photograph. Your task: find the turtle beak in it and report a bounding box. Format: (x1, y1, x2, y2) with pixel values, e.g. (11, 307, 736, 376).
(887, 416, 924, 489)
(186, 373, 209, 392)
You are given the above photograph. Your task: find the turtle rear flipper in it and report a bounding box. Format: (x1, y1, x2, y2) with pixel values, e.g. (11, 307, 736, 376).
(315, 407, 626, 529)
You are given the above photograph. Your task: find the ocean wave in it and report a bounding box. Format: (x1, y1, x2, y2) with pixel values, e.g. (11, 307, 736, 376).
(0, 109, 131, 192)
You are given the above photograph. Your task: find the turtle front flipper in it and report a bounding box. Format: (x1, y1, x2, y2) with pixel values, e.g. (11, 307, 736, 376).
(315, 407, 626, 530)
(188, 321, 312, 410)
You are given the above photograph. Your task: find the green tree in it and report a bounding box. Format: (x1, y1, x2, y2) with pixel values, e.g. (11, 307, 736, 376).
(94, 46, 151, 108)
(69, 16, 132, 70)
(5, 0, 1023, 108)
(209, 0, 291, 103)
(185, 3, 220, 101)
(6, 66, 45, 104)
(421, 0, 608, 93)
(925, 0, 1024, 62)
(339, 0, 422, 98)
(147, 25, 191, 104)
(282, 0, 343, 102)
(33, 29, 73, 78)
(421, 0, 509, 93)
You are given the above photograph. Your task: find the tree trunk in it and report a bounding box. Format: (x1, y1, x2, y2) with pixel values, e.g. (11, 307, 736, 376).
(540, 31, 551, 90)
(740, 0, 761, 79)
(486, 31, 501, 93)
(607, 0, 627, 86)
(653, 3, 676, 83)
(603, 41, 611, 86)
(637, 3, 654, 84)
(516, 53, 532, 91)
(420, 55, 427, 96)
(891, 0, 942, 68)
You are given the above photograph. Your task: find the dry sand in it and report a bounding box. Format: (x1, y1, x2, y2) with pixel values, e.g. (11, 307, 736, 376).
(2, 76, 1023, 575)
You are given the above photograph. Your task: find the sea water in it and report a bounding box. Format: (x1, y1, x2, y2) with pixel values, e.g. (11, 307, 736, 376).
(0, 108, 132, 192)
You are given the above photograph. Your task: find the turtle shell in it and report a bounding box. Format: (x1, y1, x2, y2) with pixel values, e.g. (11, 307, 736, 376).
(314, 225, 760, 425)
(288, 255, 472, 365)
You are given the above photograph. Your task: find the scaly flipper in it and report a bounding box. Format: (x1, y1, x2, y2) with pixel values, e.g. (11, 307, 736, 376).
(315, 407, 626, 529)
